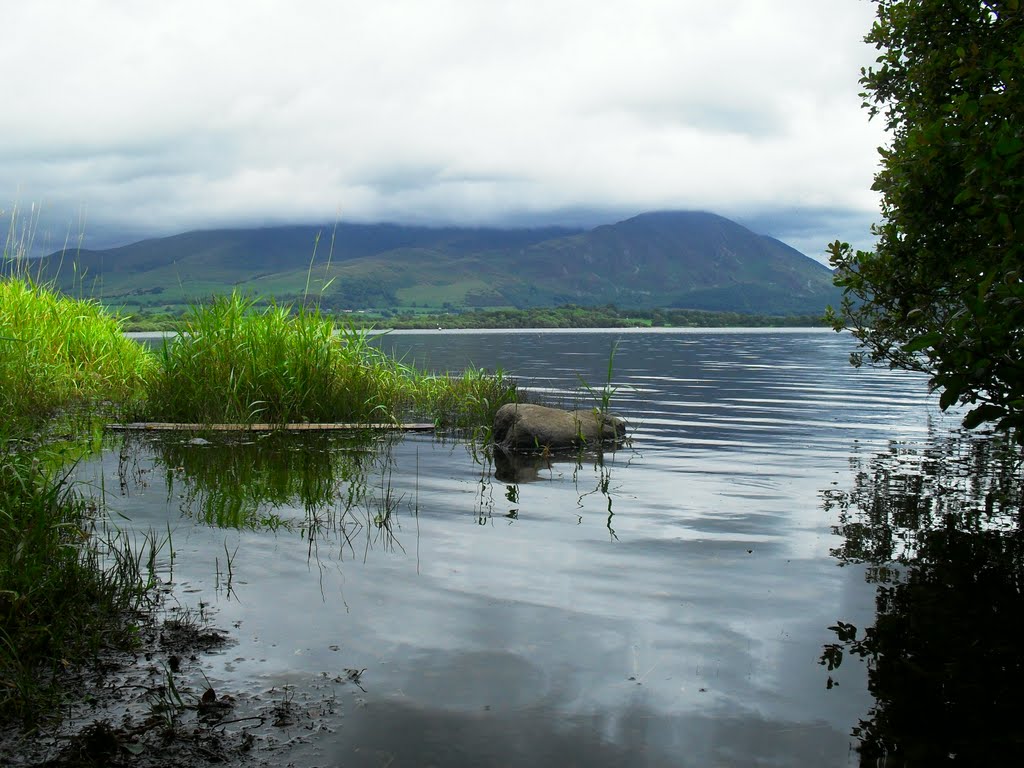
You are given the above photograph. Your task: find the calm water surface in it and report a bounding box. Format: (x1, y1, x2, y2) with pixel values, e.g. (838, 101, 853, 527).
(83, 329, 949, 766)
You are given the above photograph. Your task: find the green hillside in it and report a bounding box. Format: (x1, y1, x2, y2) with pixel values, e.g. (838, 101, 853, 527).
(21, 211, 839, 316)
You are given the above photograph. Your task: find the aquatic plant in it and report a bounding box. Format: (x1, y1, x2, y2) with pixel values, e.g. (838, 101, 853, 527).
(404, 364, 519, 430)
(0, 278, 153, 426)
(143, 292, 517, 428)
(576, 340, 620, 417)
(143, 293, 384, 424)
(0, 445, 157, 725)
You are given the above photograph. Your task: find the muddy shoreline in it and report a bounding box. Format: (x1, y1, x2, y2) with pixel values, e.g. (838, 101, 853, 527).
(0, 582, 350, 768)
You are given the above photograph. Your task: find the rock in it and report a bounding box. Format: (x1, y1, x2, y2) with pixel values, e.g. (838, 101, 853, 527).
(493, 403, 627, 454)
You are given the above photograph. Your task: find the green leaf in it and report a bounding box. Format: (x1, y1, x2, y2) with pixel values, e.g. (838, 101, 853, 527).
(831, 0, 1024, 438)
(996, 135, 1024, 157)
(939, 387, 960, 411)
(962, 404, 1005, 430)
(902, 333, 941, 353)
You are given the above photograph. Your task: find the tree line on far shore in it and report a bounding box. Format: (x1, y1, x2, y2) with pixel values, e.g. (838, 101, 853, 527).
(123, 303, 828, 332)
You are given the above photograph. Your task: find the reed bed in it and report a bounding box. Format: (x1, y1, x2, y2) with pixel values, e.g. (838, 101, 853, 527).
(143, 292, 517, 428)
(404, 365, 519, 430)
(0, 278, 153, 425)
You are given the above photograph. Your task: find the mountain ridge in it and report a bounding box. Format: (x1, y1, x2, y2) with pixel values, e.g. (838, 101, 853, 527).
(25, 210, 839, 315)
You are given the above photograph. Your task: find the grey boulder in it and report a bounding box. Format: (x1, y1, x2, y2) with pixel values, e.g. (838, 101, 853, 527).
(493, 403, 627, 454)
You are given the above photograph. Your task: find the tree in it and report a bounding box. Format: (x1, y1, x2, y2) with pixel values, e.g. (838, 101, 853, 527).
(828, 0, 1024, 437)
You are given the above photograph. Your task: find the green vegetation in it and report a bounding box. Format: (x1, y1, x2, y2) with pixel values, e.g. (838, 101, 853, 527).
(122, 303, 828, 332)
(0, 278, 152, 427)
(821, 4, 1024, 762)
(142, 292, 517, 428)
(0, 272, 515, 729)
(578, 340, 621, 418)
(342, 304, 827, 330)
(0, 271, 157, 726)
(144, 294, 402, 425)
(827, 0, 1024, 436)
(0, 447, 158, 725)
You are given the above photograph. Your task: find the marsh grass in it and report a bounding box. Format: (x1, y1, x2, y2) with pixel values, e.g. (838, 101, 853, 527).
(0, 264, 159, 727)
(144, 292, 517, 428)
(403, 365, 519, 431)
(0, 446, 156, 726)
(0, 278, 153, 427)
(144, 293, 409, 424)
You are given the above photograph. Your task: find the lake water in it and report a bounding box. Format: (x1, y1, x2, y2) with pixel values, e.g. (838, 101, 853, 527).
(77, 329, 964, 766)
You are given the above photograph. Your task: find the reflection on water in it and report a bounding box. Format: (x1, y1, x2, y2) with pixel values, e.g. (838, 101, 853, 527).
(80, 329, 970, 766)
(123, 431, 414, 564)
(490, 448, 622, 537)
(821, 427, 1024, 765)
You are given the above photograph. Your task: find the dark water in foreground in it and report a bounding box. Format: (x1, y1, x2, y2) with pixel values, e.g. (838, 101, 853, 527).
(79, 329, 1021, 766)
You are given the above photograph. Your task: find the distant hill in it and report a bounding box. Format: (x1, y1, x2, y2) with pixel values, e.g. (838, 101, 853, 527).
(22, 211, 839, 315)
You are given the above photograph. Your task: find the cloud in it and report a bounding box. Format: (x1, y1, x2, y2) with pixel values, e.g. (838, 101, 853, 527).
(2, 0, 886, 259)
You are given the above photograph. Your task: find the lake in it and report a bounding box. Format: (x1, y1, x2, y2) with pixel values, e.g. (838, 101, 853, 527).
(75, 328, 1003, 766)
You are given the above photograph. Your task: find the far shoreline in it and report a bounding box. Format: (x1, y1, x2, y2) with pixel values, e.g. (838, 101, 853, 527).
(126, 325, 835, 340)
(121, 304, 830, 334)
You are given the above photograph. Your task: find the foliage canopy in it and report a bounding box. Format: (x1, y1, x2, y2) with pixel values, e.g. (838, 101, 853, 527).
(828, 0, 1024, 436)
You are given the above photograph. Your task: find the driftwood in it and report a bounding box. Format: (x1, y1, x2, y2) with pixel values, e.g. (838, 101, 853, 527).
(106, 422, 435, 432)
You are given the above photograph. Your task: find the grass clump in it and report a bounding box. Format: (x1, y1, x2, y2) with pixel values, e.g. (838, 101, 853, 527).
(0, 446, 154, 726)
(144, 293, 410, 424)
(404, 365, 519, 430)
(144, 292, 517, 428)
(0, 278, 153, 427)
(0, 275, 158, 727)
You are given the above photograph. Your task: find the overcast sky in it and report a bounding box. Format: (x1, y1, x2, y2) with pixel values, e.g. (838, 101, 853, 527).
(2, 0, 887, 263)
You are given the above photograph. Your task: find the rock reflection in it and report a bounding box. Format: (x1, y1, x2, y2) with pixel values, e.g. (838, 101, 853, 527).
(484, 447, 623, 536)
(820, 427, 1024, 765)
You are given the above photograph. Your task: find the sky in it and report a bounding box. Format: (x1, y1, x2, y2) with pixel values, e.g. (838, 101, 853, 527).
(2, 0, 887, 264)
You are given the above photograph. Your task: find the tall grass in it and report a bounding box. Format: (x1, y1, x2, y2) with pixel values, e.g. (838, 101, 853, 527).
(0, 268, 159, 727)
(0, 278, 153, 426)
(144, 292, 517, 428)
(404, 365, 519, 430)
(0, 445, 155, 725)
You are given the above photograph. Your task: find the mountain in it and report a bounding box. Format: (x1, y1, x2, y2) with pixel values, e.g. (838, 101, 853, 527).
(24, 211, 838, 315)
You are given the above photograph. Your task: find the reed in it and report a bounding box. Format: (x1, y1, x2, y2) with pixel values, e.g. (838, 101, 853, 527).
(577, 340, 620, 417)
(144, 293, 400, 424)
(0, 444, 156, 725)
(404, 365, 519, 430)
(0, 277, 153, 427)
(143, 292, 517, 428)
